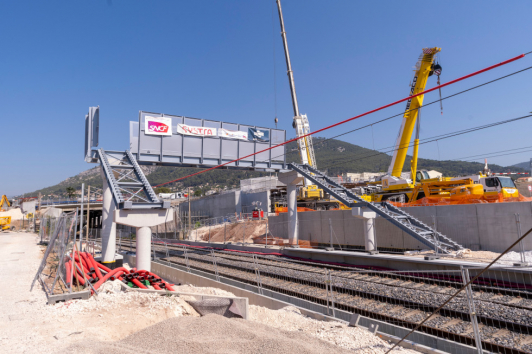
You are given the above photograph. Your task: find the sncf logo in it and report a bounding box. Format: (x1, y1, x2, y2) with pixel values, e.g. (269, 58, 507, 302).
(148, 121, 169, 133)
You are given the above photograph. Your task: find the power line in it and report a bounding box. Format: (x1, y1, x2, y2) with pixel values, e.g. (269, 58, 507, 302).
(153, 53, 526, 187)
(319, 114, 532, 170)
(269, 64, 532, 163)
(463, 148, 532, 163)
(454, 144, 532, 161)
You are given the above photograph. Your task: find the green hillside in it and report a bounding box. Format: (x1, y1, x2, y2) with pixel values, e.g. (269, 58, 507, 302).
(24, 137, 527, 197)
(513, 161, 530, 171)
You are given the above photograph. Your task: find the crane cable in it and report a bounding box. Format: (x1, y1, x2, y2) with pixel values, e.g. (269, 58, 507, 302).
(153, 53, 526, 188)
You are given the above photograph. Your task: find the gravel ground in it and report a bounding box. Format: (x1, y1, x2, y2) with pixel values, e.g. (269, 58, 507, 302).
(62, 312, 413, 354)
(249, 305, 416, 353)
(3, 232, 423, 354)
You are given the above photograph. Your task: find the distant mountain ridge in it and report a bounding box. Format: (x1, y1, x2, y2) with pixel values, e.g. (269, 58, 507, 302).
(513, 161, 530, 171)
(24, 138, 528, 197)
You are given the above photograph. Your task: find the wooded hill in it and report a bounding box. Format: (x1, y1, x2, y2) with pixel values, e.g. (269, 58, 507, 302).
(25, 137, 527, 197)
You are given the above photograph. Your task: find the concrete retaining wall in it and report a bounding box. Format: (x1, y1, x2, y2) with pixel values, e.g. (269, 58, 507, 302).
(269, 201, 532, 252)
(241, 191, 270, 214)
(178, 190, 270, 218)
(178, 191, 242, 218)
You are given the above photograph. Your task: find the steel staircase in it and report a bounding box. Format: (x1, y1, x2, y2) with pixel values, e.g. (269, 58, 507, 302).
(289, 163, 464, 253)
(98, 149, 169, 210)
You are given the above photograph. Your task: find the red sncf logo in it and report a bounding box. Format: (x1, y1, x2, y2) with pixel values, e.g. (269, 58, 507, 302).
(148, 121, 169, 133)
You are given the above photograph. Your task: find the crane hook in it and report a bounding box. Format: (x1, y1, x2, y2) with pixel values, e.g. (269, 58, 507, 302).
(433, 63, 443, 115)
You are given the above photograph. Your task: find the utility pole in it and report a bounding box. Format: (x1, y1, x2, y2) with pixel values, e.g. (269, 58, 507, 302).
(85, 185, 91, 239)
(188, 186, 191, 238)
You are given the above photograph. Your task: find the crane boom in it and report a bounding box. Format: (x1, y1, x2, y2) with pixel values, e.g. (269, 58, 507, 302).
(387, 47, 441, 178)
(276, 0, 317, 171)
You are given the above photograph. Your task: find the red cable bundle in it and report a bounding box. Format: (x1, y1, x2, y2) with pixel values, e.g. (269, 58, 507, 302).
(67, 252, 176, 294)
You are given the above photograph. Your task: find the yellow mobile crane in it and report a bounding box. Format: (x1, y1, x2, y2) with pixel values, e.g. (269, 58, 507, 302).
(374, 47, 443, 202)
(273, 0, 341, 211)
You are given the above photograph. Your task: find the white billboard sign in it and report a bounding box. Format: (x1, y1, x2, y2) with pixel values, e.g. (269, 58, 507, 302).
(177, 123, 217, 137)
(145, 116, 172, 136)
(218, 128, 248, 140)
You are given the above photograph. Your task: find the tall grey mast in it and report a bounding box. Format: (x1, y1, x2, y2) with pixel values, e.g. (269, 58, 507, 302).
(276, 0, 300, 119)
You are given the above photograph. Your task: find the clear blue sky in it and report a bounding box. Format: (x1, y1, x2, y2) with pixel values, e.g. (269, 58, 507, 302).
(2, 1, 532, 196)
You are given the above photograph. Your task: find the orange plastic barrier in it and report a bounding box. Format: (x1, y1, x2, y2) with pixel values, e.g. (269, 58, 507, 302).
(390, 193, 532, 208)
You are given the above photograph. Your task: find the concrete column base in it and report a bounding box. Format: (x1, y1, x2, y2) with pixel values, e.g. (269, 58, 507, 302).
(114, 208, 174, 273)
(136, 226, 152, 271)
(278, 171, 304, 247)
(353, 207, 377, 253)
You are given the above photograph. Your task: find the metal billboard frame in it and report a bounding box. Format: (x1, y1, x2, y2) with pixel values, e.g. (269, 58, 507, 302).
(84, 106, 99, 163)
(130, 111, 288, 171)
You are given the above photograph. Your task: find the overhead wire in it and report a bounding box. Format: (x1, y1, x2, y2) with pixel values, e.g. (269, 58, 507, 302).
(453, 144, 532, 161)
(318, 114, 532, 170)
(153, 53, 526, 187)
(268, 64, 532, 163)
(462, 148, 532, 163)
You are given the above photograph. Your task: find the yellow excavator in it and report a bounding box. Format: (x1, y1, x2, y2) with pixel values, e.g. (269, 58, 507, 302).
(0, 195, 15, 231)
(0, 195, 10, 211)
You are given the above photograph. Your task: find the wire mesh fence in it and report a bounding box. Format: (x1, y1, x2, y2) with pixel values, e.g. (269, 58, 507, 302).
(32, 210, 86, 296)
(138, 229, 532, 354)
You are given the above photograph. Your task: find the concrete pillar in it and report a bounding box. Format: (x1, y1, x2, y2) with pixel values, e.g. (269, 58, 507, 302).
(136, 226, 152, 271)
(114, 208, 173, 272)
(287, 183, 298, 245)
(353, 207, 378, 254)
(364, 217, 376, 251)
(278, 171, 304, 247)
(100, 167, 117, 264)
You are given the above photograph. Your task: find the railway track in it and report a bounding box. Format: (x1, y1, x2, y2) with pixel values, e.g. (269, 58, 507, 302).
(117, 241, 532, 353)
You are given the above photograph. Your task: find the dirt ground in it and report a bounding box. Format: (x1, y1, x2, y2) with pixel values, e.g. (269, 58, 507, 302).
(1, 231, 415, 354)
(192, 219, 268, 243)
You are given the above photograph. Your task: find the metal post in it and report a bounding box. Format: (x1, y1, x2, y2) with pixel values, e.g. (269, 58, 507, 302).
(514, 213, 528, 265)
(209, 225, 211, 243)
(224, 223, 226, 244)
(79, 183, 85, 251)
(85, 185, 91, 239)
(328, 269, 336, 317)
(325, 218, 334, 251)
(432, 215, 440, 255)
(265, 219, 269, 247)
(242, 220, 246, 244)
(211, 249, 220, 282)
(188, 187, 191, 236)
(70, 208, 78, 292)
(461, 267, 483, 354)
(184, 246, 191, 272)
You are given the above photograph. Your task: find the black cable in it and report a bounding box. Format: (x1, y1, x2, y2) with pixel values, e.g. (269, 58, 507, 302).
(463, 148, 532, 163)
(269, 65, 532, 162)
(454, 144, 532, 161)
(313, 65, 532, 149)
(318, 114, 532, 170)
(320, 115, 532, 169)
